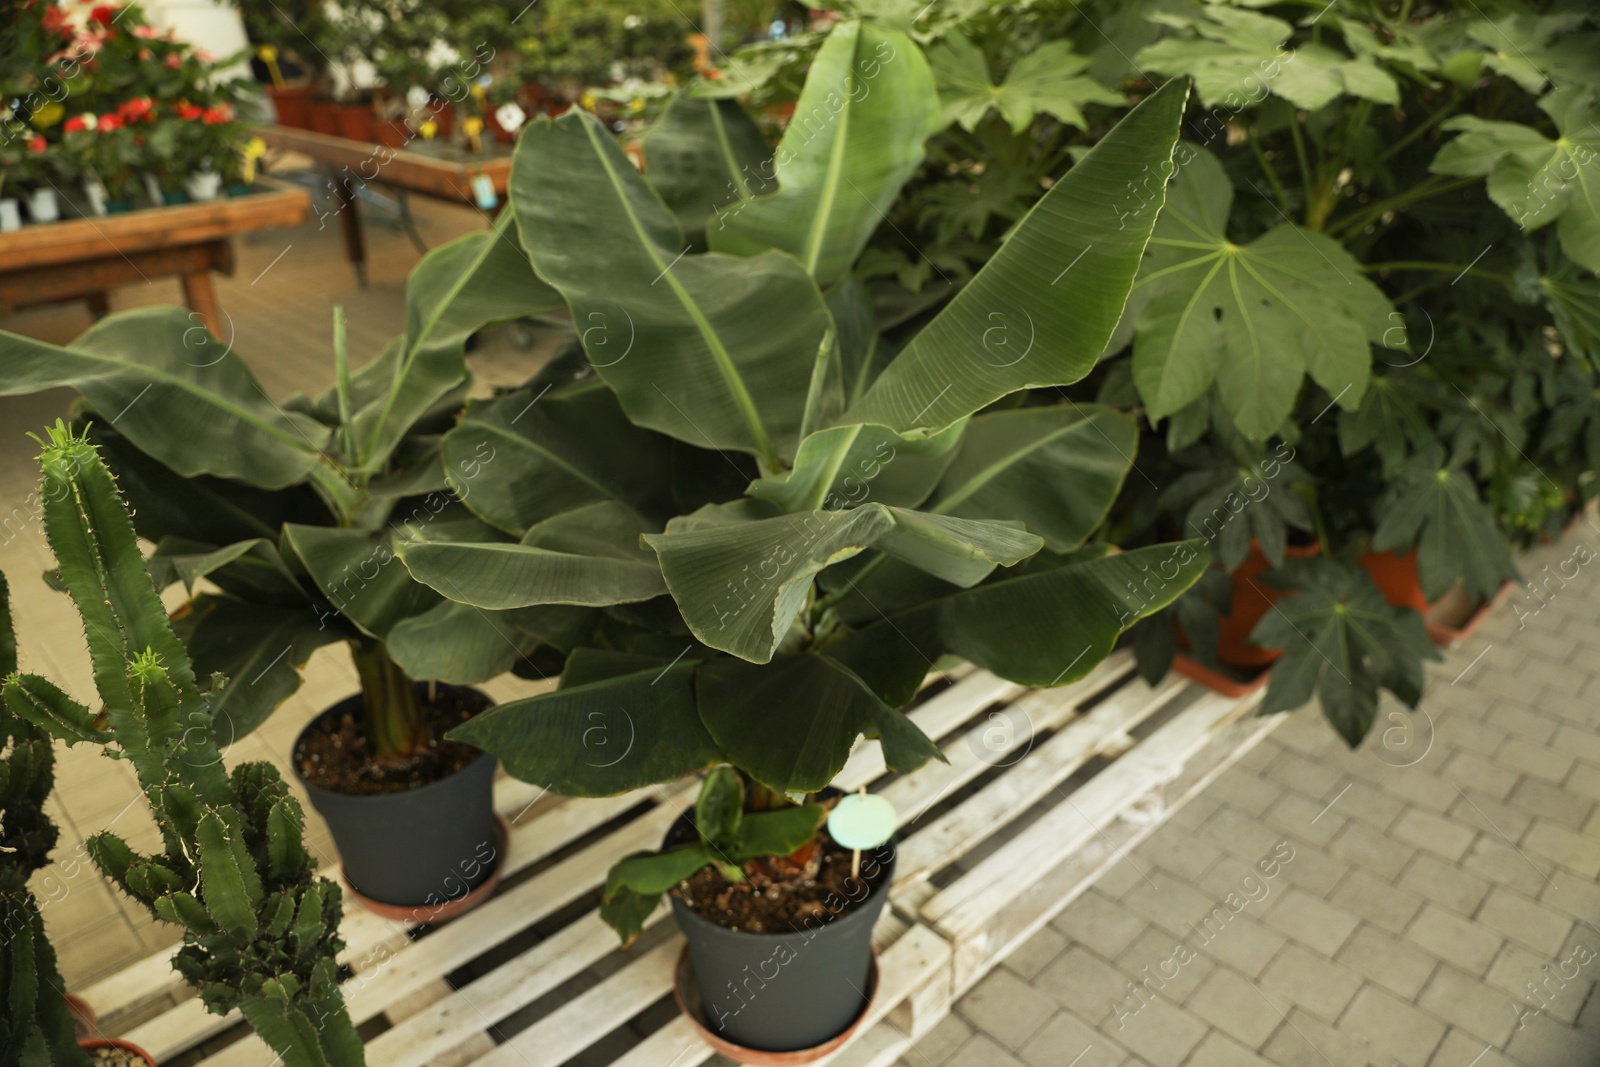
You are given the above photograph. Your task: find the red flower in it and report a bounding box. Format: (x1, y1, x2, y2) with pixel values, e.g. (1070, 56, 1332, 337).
(118, 97, 155, 122)
(88, 4, 121, 27)
(64, 114, 95, 133)
(41, 5, 73, 37)
(165, 52, 182, 69)
(200, 105, 233, 125)
(27, 136, 47, 153)
(96, 114, 124, 131)
(177, 101, 204, 121)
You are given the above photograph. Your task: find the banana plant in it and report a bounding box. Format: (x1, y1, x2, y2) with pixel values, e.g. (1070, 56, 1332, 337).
(0, 572, 92, 1067)
(397, 22, 1210, 802)
(2, 425, 362, 1066)
(0, 211, 563, 762)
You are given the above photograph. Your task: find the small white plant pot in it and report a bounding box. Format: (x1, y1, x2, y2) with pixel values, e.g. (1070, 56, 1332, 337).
(142, 173, 163, 205)
(26, 188, 60, 223)
(83, 180, 108, 216)
(0, 199, 21, 232)
(185, 172, 223, 202)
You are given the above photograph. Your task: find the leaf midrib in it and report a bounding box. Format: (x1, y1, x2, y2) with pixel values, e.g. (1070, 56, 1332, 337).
(932, 416, 1094, 514)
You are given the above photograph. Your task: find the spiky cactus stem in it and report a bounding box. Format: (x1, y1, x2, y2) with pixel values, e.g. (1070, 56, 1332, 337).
(3, 423, 365, 1067)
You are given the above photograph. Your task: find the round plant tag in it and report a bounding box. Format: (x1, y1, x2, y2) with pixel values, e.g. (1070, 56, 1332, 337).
(828, 793, 896, 850)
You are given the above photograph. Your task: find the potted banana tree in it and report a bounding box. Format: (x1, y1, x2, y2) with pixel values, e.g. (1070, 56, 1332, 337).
(0, 217, 561, 919)
(394, 20, 1203, 1056)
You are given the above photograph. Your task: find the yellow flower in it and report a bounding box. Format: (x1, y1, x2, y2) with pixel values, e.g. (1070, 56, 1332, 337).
(580, 91, 597, 111)
(31, 102, 65, 128)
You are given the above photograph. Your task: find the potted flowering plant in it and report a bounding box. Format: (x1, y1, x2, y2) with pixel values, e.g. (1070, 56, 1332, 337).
(172, 101, 240, 199)
(0, 132, 51, 229)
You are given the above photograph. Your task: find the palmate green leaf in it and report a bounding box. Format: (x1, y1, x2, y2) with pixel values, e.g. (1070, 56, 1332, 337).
(442, 378, 676, 537)
(644, 503, 1041, 663)
(844, 78, 1190, 434)
(1127, 145, 1394, 440)
(928, 405, 1136, 553)
(513, 109, 833, 471)
(928, 34, 1122, 133)
(826, 540, 1211, 706)
(1250, 558, 1439, 747)
(398, 501, 667, 609)
(1372, 451, 1520, 602)
(447, 662, 725, 796)
(0, 308, 327, 489)
(643, 93, 773, 244)
(747, 421, 966, 512)
(697, 654, 942, 793)
(347, 210, 564, 472)
(174, 596, 345, 743)
(1135, 7, 1398, 110)
(1431, 88, 1600, 274)
(1465, 12, 1592, 95)
(710, 21, 937, 285)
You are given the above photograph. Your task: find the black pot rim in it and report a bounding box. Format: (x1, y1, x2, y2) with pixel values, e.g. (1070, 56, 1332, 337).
(290, 686, 492, 802)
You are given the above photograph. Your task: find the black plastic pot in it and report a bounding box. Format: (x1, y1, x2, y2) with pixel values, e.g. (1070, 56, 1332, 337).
(292, 689, 498, 908)
(666, 814, 895, 1052)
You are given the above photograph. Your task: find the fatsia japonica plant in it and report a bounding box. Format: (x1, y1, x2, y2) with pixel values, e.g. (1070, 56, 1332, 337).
(389, 19, 1208, 937)
(2, 426, 362, 1066)
(0, 216, 562, 765)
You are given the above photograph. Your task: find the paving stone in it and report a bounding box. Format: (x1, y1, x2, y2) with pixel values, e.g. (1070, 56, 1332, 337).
(1261, 888, 1359, 957)
(1337, 984, 1449, 1066)
(1035, 946, 1129, 1022)
(1320, 782, 1404, 832)
(1449, 791, 1536, 841)
(912, 1013, 974, 1066)
(943, 1032, 1028, 1067)
(1101, 986, 1208, 1065)
(1119, 870, 1221, 941)
(1335, 923, 1440, 1000)
(1263, 751, 1346, 803)
(1485, 941, 1590, 1026)
(1004, 925, 1067, 981)
(1201, 806, 1288, 862)
(1258, 942, 1362, 1023)
(1260, 1007, 1373, 1067)
(1390, 806, 1479, 862)
(1496, 736, 1576, 782)
(1566, 762, 1600, 803)
(1437, 716, 1512, 758)
(1016, 1011, 1126, 1067)
(1522, 819, 1600, 878)
(1442, 751, 1522, 800)
(1426, 1028, 1517, 1067)
(1259, 793, 1344, 847)
(1050, 889, 1150, 961)
(1555, 723, 1600, 767)
(957, 964, 1058, 1048)
(1186, 966, 1281, 1048)
(1183, 1029, 1279, 1067)
(1327, 867, 1425, 935)
(1462, 835, 1555, 897)
(1407, 904, 1504, 974)
(1540, 873, 1600, 926)
(1118, 925, 1214, 1003)
(1203, 772, 1284, 818)
(1181, 911, 1287, 979)
(1477, 886, 1575, 956)
(1397, 853, 1494, 917)
(1327, 819, 1416, 880)
(1503, 1006, 1600, 1065)
(1140, 826, 1224, 881)
(1509, 776, 1597, 828)
(1418, 962, 1518, 1046)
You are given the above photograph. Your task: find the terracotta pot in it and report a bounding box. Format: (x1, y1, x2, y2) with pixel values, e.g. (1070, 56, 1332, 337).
(267, 85, 315, 129)
(1171, 652, 1271, 699)
(64, 991, 97, 1041)
(78, 1038, 156, 1065)
(336, 102, 376, 143)
(1215, 541, 1322, 668)
(376, 117, 412, 148)
(308, 101, 341, 136)
(423, 100, 454, 138)
(1358, 548, 1430, 614)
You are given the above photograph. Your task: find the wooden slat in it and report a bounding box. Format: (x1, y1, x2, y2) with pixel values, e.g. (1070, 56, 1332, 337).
(256, 126, 514, 200)
(923, 690, 1260, 941)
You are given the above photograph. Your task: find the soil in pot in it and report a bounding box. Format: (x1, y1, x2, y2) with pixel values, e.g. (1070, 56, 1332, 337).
(666, 814, 894, 1053)
(80, 1039, 155, 1066)
(294, 684, 500, 910)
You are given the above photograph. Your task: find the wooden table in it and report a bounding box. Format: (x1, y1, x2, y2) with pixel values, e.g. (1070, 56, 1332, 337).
(0, 183, 310, 338)
(255, 125, 515, 285)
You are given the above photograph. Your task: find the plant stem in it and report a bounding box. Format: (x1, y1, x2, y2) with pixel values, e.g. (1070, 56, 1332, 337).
(1288, 114, 1315, 224)
(351, 640, 429, 763)
(1362, 260, 1511, 286)
(1247, 128, 1291, 213)
(1328, 175, 1483, 239)
(1376, 99, 1461, 164)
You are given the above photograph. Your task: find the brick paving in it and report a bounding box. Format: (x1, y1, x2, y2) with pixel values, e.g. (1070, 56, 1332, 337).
(909, 526, 1600, 1065)
(5, 168, 1600, 1067)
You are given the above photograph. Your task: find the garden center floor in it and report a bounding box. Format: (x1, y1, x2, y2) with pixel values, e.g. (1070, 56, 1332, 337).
(5, 189, 1600, 1067)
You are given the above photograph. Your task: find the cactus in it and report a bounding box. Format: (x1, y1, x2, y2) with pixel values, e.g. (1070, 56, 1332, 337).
(2, 423, 365, 1067)
(0, 571, 93, 1067)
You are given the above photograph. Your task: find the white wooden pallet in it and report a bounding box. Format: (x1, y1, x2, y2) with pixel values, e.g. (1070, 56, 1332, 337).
(78, 656, 1276, 1066)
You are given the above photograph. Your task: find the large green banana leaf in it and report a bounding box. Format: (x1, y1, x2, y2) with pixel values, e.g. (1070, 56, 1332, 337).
(696, 653, 943, 793)
(387, 600, 544, 684)
(746, 420, 966, 512)
(643, 94, 772, 243)
(844, 77, 1191, 434)
(928, 405, 1137, 552)
(447, 661, 725, 795)
(281, 525, 441, 639)
(347, 211, 564, 472)
(0, 308, 328, 489)
(825, 541, 1210, 705)
(644, 504, 1042, 662)
(511, 109, 833, 471)
(709, 21, 938, 285)
(398, 501, 667, 609)
(440, 379, 676, 535)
